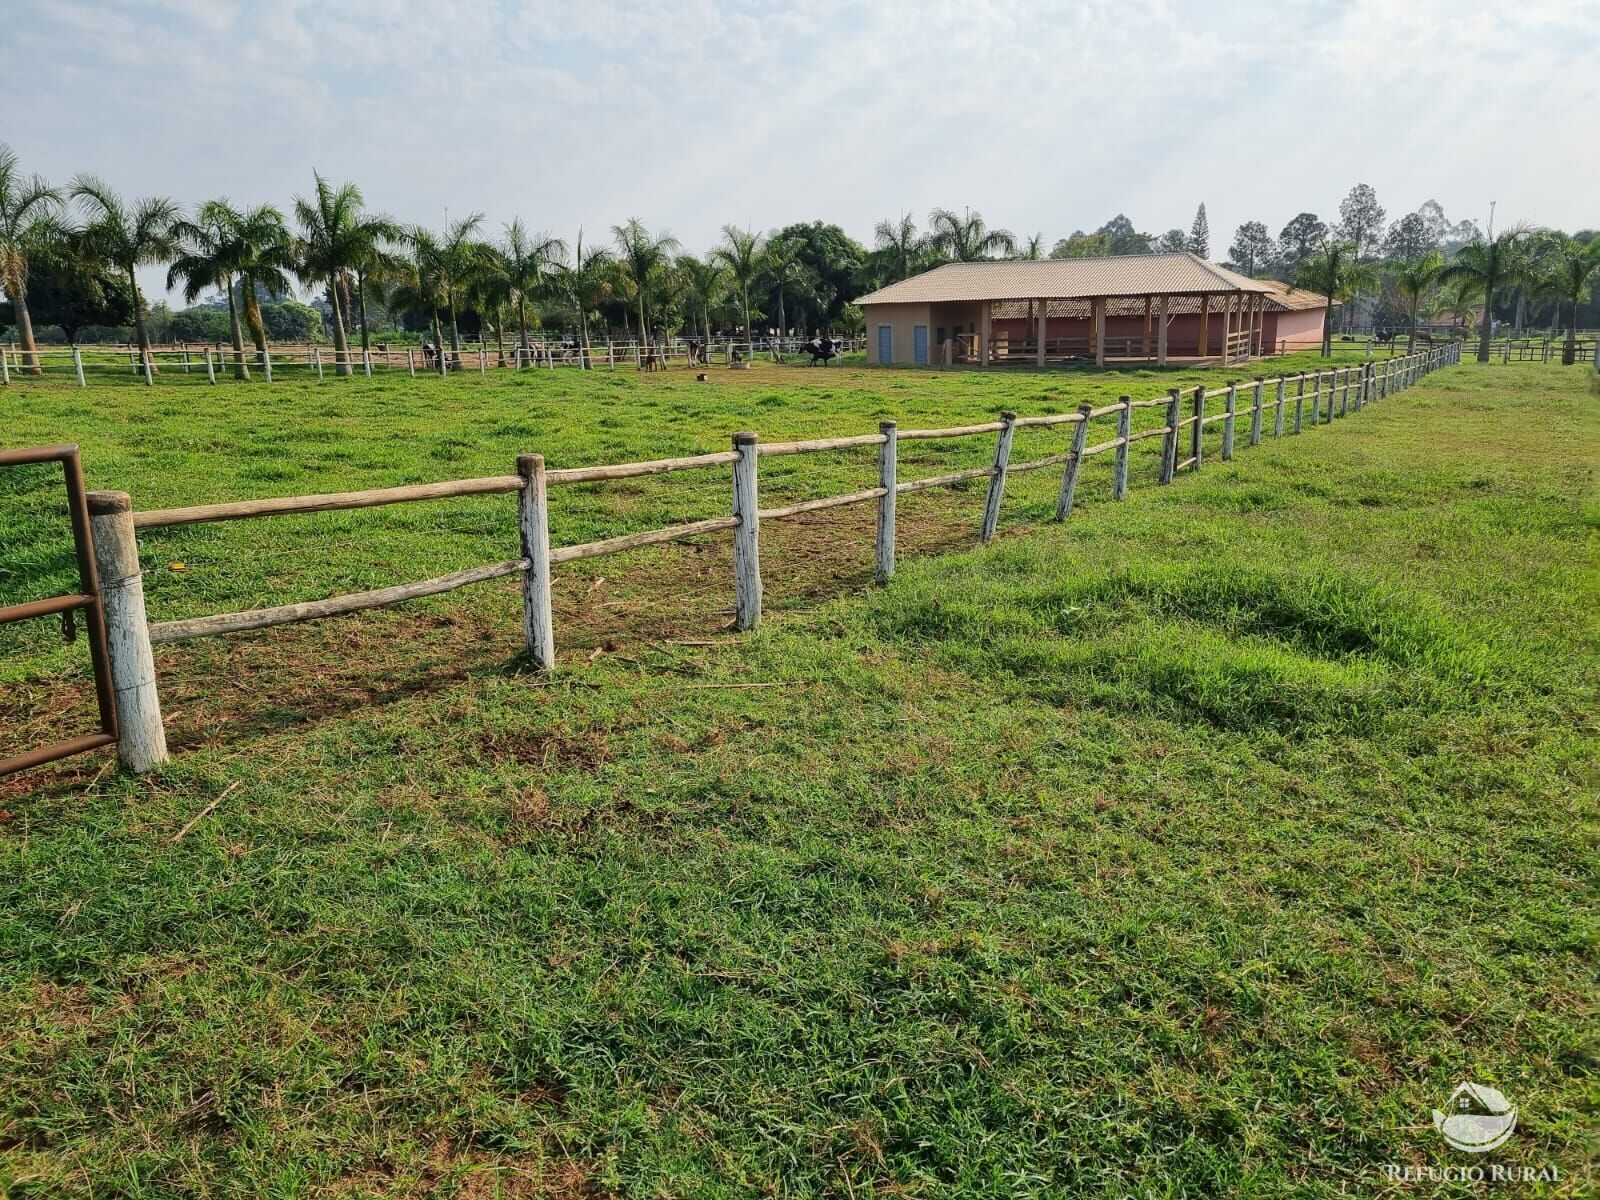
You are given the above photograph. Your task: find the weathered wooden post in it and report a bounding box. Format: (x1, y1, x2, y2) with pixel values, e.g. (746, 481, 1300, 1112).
(1190, 385, 1205, 469)
(1309, 372, 1321, 427)
(731, 431, 761, 630)
(1273, 376, 1286, 437)
(1339, 367, 1350, 418)
(1249, 377, 1265, 446)
(181, 347, 190, 374)
(313, 346, 323, 381)
(203, 348, 215, 385)
(87, 491, 167, 773)
(0, 347, 9, 385)
(407, 349, 416, 377)
(478, 345, 486, 375)
(875, 420, 897, 583)
(1221, 381, 1238, 461)
(363, 347, 372, 377)
(1112, 395, 1132, 500)
(981, 411, 1017, 541)
(142, 348, 155, 386)
(1055, 404, 1092, 519)
(516, 453, 555, 671)
(262, 346, 273, 383)
(1159, 388, 1182, 484)
(73, 346, 86, 388)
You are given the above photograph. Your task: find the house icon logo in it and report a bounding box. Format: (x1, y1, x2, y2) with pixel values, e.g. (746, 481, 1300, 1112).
(1433, 1082, 1517, 1153)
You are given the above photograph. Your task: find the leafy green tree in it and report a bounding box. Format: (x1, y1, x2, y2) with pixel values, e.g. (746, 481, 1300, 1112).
(5, 252, 133, 344)
(714, 225, 764, 337)
(763, 222, 864, 330)
(1296, 238, 1378, 356)
(1438, 228, 1531, 362)
(1050, 230, 1111, 259)
(928, 207, 1015, 261)
(1382, 212, 1435, 262)
(293, 172, 376, 375)
(1392, 251, 1445, 351)
(167, 306, 232, 343)
(1155, 228, 1188, 253)
(1276, 213, 1327, 276)
(168, 199, 254, 377)
(261, 301, 323, 344)
(0, 143, 65, 373)
(1538, 234, 1600, 365)
(1227, 221, 1273, 275)
(70, 176, 180, 363)
(758, 238, 817, 337)
(1096, 214, 1154, 255)
(612, 218, 679, 348)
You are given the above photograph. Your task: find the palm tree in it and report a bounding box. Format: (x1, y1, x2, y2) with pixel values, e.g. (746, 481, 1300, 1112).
(341, 208, 402, 356)
(553, 229, 614, 368)
(1296, 238, 1377, 356)
(759, 240, 816, 340)
(713, 225, 764, 339)
(501, 219, 563, 357)
(233, 204, 296, 357)
(927, 207, 1016, 261)
(436, 212, 486, 358)
(1017, 233, 1046, 261)
(293, 172, 377, 375)
(1438, 227, 1531, 362)
(71, 176, 180, 364)
(381, 230, 447, 358)
(1538, 235, 1600, 366)
(612, 218, 679, 350)
(1392, 251, 1445, 353)
(873, 213, 926, 282)
(168, 199, 253, 379)
(0, 144, 65, 374)
(676, 253, 725, 339)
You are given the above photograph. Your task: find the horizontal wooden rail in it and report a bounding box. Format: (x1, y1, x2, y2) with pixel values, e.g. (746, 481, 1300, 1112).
(547, 451, 740, 484)
(134, 476, 524, 529)
(1008, 450, 1078, 475)
(895, 466, 995, 493)
(899, 421, 1007, 441)
(760, 487, 887, 520)
(1012, 412, 1085, 429)
(757, 433, 886, 456)
(148, 557, 528, 643)
(548, 516, 740, 564)
(1082, 436, 1126, 456)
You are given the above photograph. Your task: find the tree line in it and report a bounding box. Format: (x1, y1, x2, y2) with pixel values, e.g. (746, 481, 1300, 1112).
(2, 146, 1596, 373)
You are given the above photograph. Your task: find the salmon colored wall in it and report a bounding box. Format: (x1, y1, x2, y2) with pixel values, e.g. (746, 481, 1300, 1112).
(1263, 308, 1327, 353)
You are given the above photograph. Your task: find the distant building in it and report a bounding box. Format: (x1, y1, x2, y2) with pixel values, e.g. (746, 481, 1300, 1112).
(856, 252, 1327, 367)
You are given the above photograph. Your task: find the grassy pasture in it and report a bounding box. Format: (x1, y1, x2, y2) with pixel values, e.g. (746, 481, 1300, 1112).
(0, 358, 1596, 1197)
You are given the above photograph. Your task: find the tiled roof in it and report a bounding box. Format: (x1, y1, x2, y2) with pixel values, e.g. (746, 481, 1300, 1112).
(855, 252, 1274, 305)
(1256, 277, 1332, 312)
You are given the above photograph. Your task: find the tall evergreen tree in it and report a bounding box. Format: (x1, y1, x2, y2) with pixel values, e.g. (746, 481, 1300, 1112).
(1186, 204, 1210, 258)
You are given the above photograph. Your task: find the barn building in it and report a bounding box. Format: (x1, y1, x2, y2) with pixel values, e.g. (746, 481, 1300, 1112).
(856, 252, 1329, 367)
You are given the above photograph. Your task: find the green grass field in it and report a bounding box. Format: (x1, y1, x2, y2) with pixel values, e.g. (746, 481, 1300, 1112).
(1, 357, 1596, 1197)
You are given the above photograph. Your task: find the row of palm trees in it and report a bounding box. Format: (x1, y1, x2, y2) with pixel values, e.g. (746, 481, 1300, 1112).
(1297, 226, 1600, 364)
(0, 146, 825, 378)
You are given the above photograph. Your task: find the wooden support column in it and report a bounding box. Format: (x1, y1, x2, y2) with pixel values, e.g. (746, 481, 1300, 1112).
(1093, 299, 1106, 367)
(1221, 294, 1233, 364)
(1157, 295, 1169, 366)
(1197, 294, 1210, 360)
(1037, 300, 1048, 367)
(1143, 296, 1153, 360)
(979, 303, 992, 368)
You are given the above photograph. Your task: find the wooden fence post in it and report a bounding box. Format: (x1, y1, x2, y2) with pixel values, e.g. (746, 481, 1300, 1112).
(981, 411, 1017, 540)
(74, 346, 86, 388)
(1055, 404, 1092, 519)
(516, 453, 555, 671)
(0, 347, 9, 386)
(142, 348, 154, 386)
(313, 346, 323, 381)
(1112, 395, 1132, 500)
(1190, 385, 1205, 469)
(1249, 377, 1265, 446)
(732, 431, 761, 630)
(203, 348, 216, 385)
(1309, 372, 1321, 427)
(1339, 367, 1350, 418)
(86, 491, 168, 773)
(1293, 375, 1305, 434)
(876, 420, 897, 583)
(1274, 376, 1287, 438)
(181, 347, 190, 374)
(478, 345, 486, 375)
(1159, 388, 1182, 484)
(262, 347, 272, 383)
(407, 349, 416, 377)
(1221, 381, 1238, 460)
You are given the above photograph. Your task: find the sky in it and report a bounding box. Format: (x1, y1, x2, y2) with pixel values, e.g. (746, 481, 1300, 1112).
(6, 0, 1598, 302)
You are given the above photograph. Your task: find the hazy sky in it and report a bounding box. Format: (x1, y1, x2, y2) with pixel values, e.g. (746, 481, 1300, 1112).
(7, 0, 1597, 301)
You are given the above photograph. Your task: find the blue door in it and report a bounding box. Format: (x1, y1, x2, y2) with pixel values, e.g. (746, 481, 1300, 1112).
(877, 325, 892, 364)
(913, 325, 929, 365)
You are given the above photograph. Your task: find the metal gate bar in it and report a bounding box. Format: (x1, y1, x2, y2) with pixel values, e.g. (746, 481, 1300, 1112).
(0, 444, 119, 775)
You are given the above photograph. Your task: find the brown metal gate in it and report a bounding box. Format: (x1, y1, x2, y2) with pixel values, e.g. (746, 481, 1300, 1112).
(0, 445, 118, 775)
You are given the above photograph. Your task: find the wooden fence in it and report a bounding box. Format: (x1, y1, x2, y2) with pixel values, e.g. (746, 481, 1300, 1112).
(74, 343, 1461, 773)
(0, 336, 865, 387)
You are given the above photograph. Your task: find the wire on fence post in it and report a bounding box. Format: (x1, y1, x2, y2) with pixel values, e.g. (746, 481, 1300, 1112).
(875, 420, 897, 584)
(981, 411, 1017, 541)
(731, 431, 761, 631)
(1160, 388, 1182, 484)
(86, 491, 168, 773)
(1055, 403, 1092, 519)
(1113, 395, 1132, 500)
(516, 453, 555, 671)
